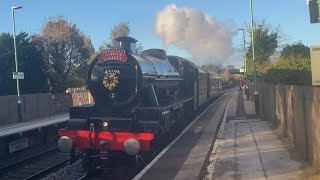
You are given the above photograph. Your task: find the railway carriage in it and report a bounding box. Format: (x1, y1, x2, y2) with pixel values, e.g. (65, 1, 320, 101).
(57, 36, 222, 175)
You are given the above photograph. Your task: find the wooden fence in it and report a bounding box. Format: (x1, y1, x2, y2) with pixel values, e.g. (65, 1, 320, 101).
(67, 88, 94, 106)
(258, 83, 320, 166)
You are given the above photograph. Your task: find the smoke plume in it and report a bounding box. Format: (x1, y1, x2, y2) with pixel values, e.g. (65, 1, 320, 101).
(155, 4, 236, 64)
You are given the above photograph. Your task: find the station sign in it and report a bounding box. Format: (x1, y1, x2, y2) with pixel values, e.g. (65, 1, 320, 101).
(307, 0, 320, 23)
(12, 72, 24, 80)
(228, 69, 240, 74)
(310, 46, 320, 86)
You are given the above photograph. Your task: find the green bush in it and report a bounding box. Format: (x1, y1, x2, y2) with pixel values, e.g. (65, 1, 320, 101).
(264, 58, 311, 85)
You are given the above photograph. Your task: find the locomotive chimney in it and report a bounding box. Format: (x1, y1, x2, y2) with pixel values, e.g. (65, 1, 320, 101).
(115, 36, 138, 53)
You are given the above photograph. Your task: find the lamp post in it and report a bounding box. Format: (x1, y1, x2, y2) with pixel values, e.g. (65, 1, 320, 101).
(11, 6, 23, 122)
(238, 28, 249, 100)
(249, 0, 259, 114)
(237, 28, 247, 85)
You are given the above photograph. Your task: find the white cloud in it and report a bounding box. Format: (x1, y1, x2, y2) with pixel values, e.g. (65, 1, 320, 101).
(154, 4, 237, 65)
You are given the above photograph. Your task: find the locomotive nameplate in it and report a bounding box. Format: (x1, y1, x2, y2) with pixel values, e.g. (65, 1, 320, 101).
(99, 49, 127, 63)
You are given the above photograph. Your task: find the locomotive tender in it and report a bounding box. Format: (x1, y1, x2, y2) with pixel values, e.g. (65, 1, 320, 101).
(58, 36, 222, 174)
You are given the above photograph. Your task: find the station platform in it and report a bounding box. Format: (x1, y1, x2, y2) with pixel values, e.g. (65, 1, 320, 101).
(134, 89, 319, 180)
(0, 113, 69, 138)
(0, 113, 69, 170)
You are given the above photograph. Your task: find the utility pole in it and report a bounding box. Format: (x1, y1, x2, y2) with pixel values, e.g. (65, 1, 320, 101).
(237, 28, 247, 84)
(243, 31, 247, 85)
(250, 0, 259, 114)
(11, 6, 23, 122)
(238, 28, 249, 99)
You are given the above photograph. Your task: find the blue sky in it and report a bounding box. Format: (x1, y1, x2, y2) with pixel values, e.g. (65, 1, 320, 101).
(0, 0, 319, 67)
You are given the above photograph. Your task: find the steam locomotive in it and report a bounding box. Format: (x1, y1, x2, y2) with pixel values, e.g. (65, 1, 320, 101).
(57, 36, 222, 175)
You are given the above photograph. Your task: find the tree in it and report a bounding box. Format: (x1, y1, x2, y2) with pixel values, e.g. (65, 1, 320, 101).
(220, 71, 238, 86)
(245, 21, 280, 74)
(110, 22, 130, 47)
(0, 32, 48, 95)
(32, 16, 94, 92)
(73, 36, 96, 87)
(99, 22, 130, 52)
(201, 64, 224, 73)
(224, 65, 235, 71)
(99, 22, 143, 54)
(280, 42, 310, 60)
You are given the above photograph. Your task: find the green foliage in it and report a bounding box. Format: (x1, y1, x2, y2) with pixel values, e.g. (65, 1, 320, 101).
(243, 21, 284, 84)
(33, 16, 94, 92)
(246, 21, 279, 73)
(0, 32, 48, 95)
(245, 40, 312, 86)
(264, 58, 311, 85)
(246, 58, 271, 76)
(280, 42, 310, 59)
(73, 36, 96, 87)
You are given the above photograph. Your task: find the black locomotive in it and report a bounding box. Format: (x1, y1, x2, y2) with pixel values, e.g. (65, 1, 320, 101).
(58, 36, 222, 175)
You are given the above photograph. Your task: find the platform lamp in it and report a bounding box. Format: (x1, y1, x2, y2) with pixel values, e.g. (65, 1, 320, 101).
(249, 0, 259, 114)
(11, 6, 23, 122)
(237, 28, 247, 86)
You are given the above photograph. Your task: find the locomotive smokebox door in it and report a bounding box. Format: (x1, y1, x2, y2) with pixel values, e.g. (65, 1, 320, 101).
(87, 36, 143, 109)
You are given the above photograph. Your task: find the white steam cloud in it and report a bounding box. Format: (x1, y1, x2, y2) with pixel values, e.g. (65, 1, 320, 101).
(155, 4, 236, 64)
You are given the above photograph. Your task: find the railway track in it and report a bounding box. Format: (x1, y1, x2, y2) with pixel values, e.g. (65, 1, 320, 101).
(0, 147, 81, 180)
(78, 174, 88, 180)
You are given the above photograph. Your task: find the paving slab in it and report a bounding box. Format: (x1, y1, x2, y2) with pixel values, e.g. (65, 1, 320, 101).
(210, 123, 236, 180)
(250, 121, 304, 180)
(242, 92, 255, 115)
(236, 122, 266, 180)
(227, 91, 238, 117)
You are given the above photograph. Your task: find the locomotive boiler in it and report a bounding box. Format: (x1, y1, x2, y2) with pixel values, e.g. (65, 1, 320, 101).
(57, 36, 222, 176)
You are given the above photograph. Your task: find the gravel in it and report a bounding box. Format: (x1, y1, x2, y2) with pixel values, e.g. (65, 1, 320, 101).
(40, 159, 85, 180)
